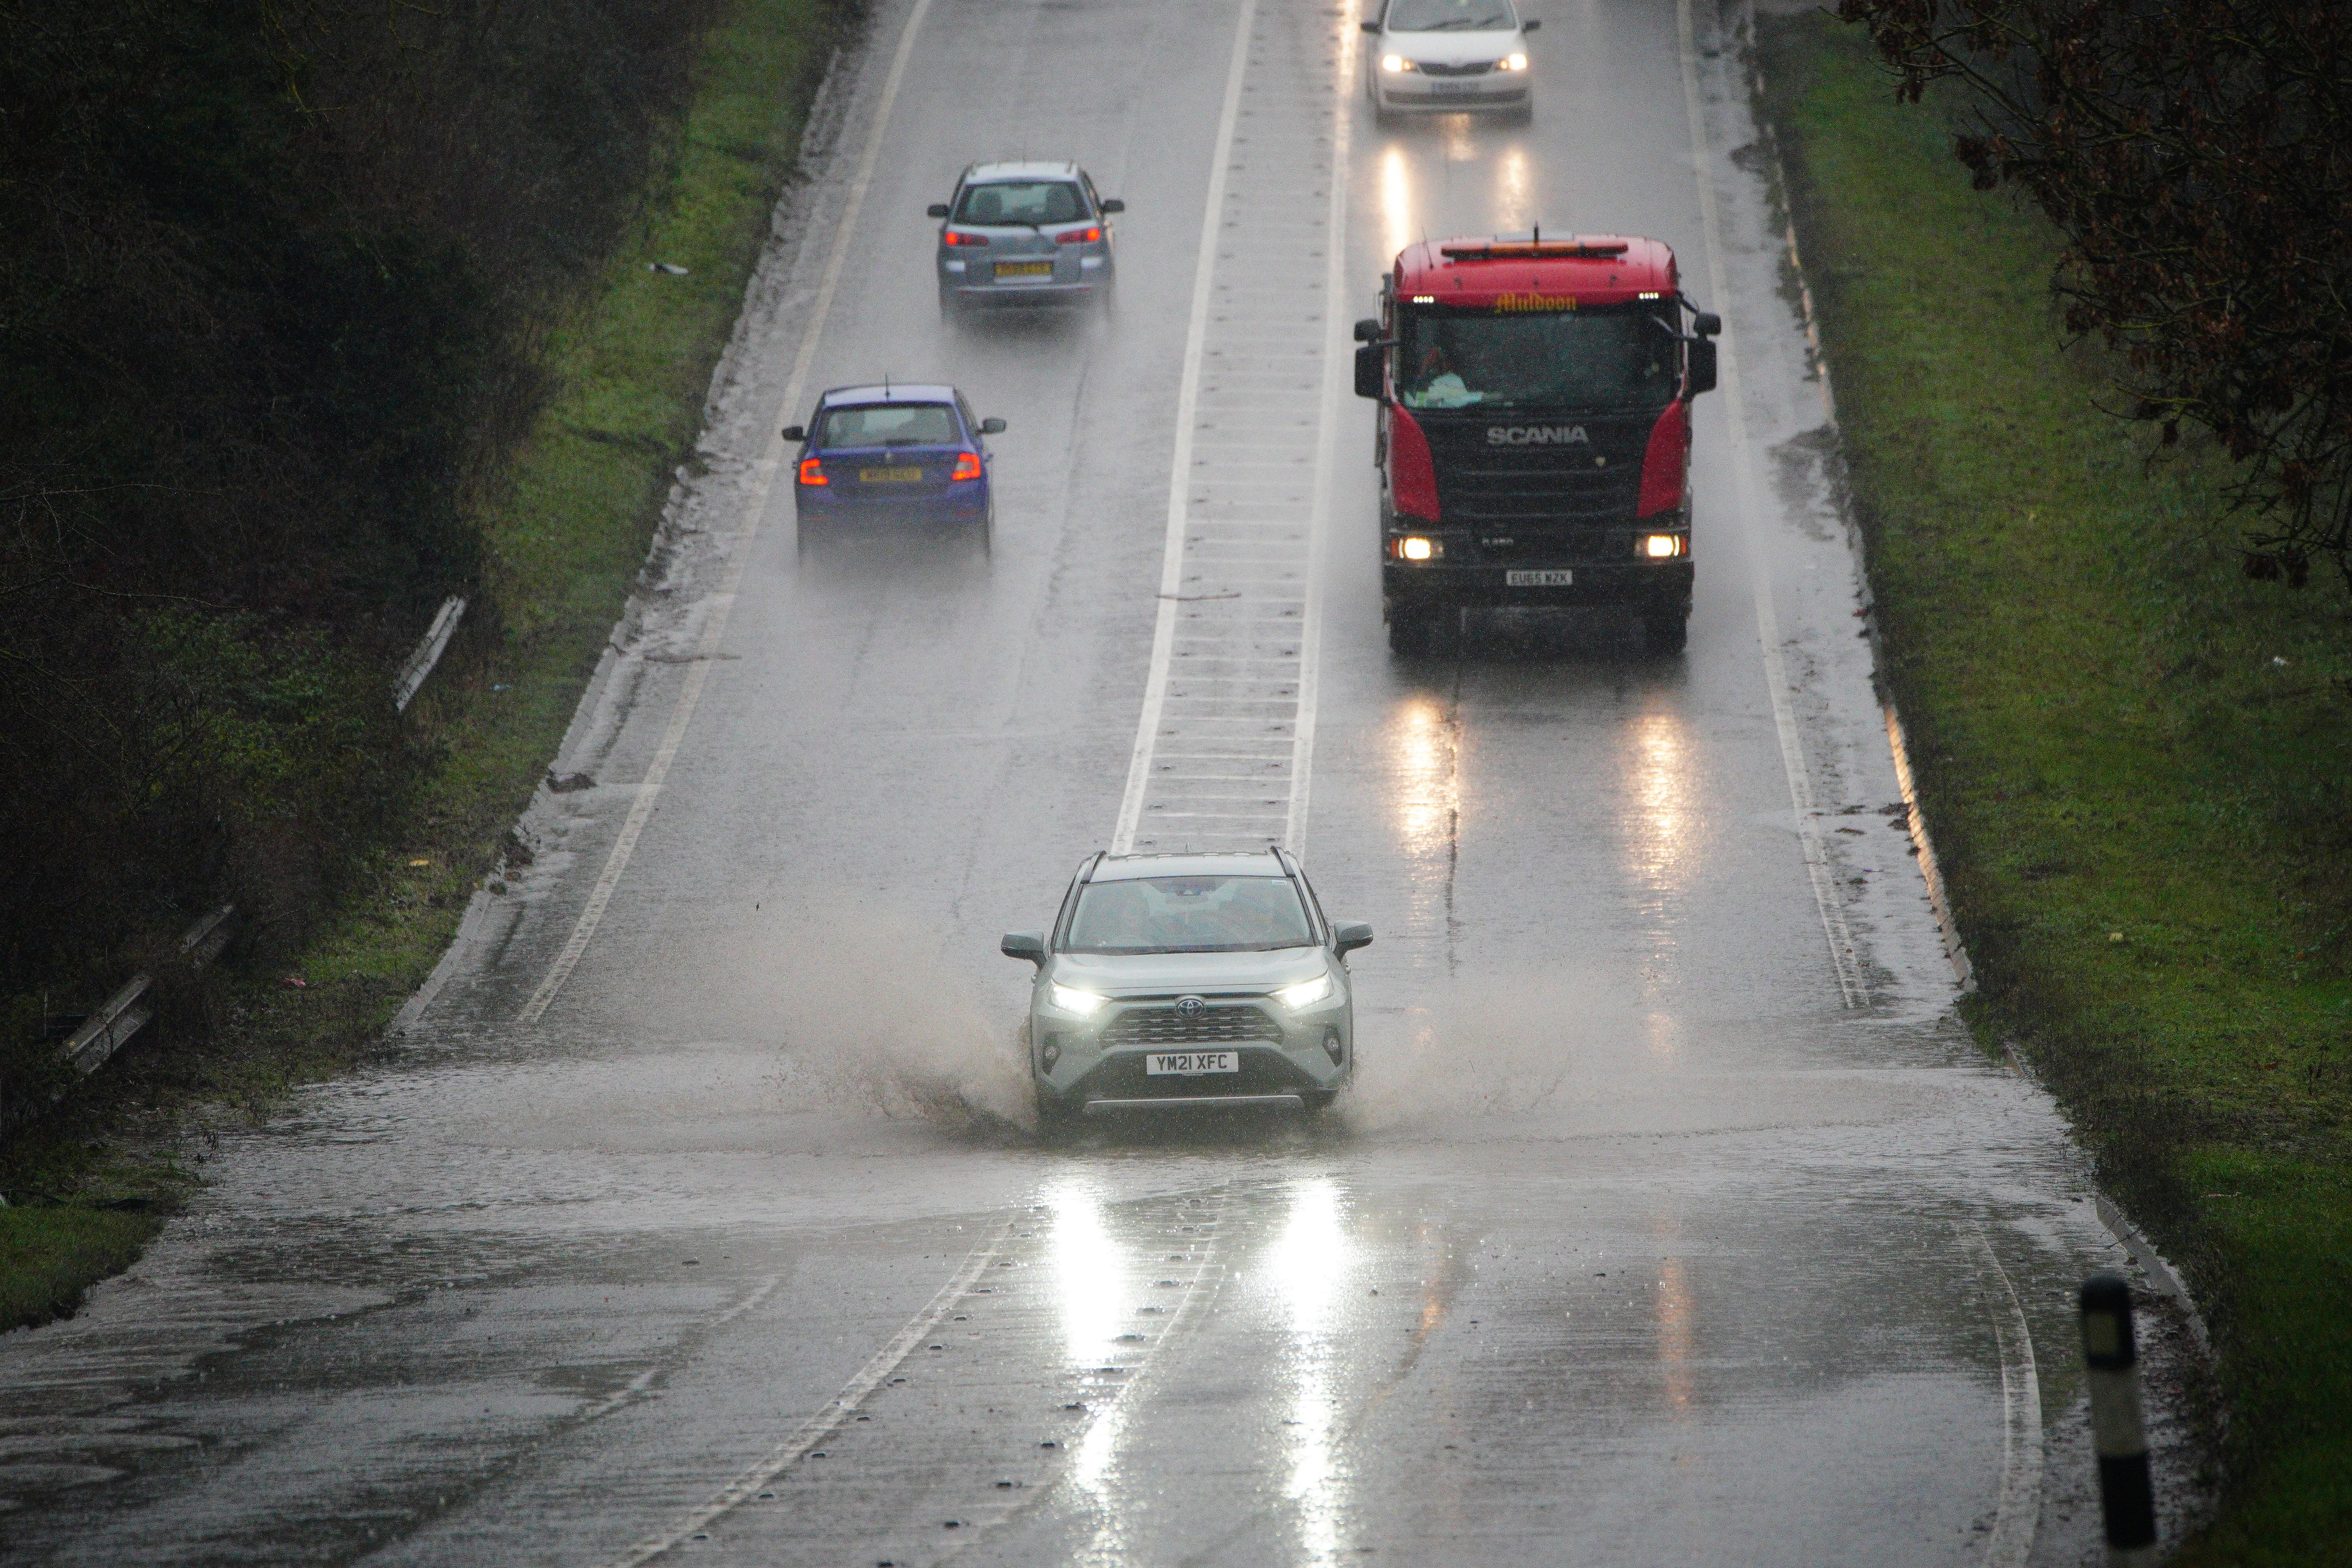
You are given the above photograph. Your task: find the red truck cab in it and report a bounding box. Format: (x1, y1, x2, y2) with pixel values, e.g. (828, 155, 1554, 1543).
(1353, 233, 1719, 653)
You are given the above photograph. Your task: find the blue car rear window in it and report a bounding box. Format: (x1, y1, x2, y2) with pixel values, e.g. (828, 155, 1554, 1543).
(818, 404, 960, 447)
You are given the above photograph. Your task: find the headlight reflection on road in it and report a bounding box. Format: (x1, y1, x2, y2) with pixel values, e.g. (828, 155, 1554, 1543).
(1622, 707, 1697, 949)
(1380, 147, 1414, 267)
(1273, 1180, 1352, 1564)
(1048, 1180, 1139, 1551)
(1388, 696, 1458, 857)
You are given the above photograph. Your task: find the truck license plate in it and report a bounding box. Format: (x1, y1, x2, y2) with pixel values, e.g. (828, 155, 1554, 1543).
(995, 261, 1053, 279)
(1146, 1051, 1238, 1076)
(1506, 569, 1574, 586)
(858, 466, 924, 483)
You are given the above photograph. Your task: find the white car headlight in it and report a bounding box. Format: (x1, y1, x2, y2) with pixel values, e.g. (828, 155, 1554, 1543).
(1501, 52, 1528, 71)
(1381, 53, 1413, 73)
(1047, 983, 1109, 1016)
(1274, 974, 1337, 1010)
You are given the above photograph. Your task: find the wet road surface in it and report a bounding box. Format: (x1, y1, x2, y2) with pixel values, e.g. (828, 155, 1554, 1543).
(1, 0, 2206, 1563)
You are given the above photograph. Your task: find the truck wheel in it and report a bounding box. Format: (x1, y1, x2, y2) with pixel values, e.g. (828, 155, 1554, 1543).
(1388, 606, 1455, 655)
(1642, 603, 1690, 655)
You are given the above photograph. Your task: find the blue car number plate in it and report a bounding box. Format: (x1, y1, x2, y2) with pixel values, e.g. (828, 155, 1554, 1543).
(858, 466, 924, 483)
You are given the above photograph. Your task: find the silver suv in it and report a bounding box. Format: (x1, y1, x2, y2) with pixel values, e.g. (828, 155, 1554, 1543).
(1002, 849, 1372, 1122)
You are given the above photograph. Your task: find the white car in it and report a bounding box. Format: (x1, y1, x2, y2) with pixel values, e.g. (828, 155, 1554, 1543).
(1362, 0, 1538, 124)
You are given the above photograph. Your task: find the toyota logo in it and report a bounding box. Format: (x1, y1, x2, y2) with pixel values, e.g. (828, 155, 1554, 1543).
(1175, 996, 1206, 1017)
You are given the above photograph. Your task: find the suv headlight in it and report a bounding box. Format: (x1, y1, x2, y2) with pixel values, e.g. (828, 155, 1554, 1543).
(1274, 974, 1337, 1010)
(1047, 983, 1108, 1016)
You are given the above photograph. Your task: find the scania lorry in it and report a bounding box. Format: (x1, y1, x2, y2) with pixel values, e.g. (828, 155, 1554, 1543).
(1353, 233, 1720, 654)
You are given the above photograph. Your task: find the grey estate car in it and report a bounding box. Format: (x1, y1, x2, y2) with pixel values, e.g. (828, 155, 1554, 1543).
(1002, 849, 1373, 1122)
(930, 160, 1122, 319)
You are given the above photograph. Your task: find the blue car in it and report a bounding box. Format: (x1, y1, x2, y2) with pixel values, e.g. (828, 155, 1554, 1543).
(784, 383, 1004, 555)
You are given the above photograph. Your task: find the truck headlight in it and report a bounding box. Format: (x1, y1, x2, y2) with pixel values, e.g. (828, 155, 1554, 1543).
(1048, 984, 1108, 1016)
(1396, 535, 1439, 561)
(1641, 534, 1687, 558)
(1275, 974, 1336, 1010)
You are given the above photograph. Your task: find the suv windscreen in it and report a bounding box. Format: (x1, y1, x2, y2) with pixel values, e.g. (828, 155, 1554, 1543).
(1062, 875, 1314, 954)
(1387, 0, 1515, 31)
(953, 181, 1089, 225)
(817, 404, 960, 447)
(1397, 305, 1677, 411)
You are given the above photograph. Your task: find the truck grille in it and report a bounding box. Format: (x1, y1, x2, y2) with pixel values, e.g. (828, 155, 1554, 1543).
(1420, 412, 1655, 528)
(1103, 1005, 1284, 1047)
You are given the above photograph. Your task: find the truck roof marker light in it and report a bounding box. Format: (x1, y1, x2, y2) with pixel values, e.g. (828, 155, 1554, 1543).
(1639, 291, 1662, 300)
(1412, 295, 1435, 303)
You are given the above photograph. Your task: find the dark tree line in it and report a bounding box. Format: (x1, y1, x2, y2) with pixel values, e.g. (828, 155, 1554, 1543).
(1836, 0, 2352, 587)
(0, 0, 721, 1010)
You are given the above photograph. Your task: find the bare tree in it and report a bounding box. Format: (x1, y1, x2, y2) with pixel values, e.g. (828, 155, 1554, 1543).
(1836, 0, 2352, 587)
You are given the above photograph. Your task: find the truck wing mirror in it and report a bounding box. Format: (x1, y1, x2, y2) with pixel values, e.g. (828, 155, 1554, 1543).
(1333, 921, 1374, 955)
(1099, 198, 1125, 214)
(1354, 344, 1386, 401)
(980, 417, 1007, 434)
(927, 203, 951, 218)
(1352, 317, 1382, 343)
(1001, 931, 1047, 964)
(1685, 339, 1719, 397)
(781, 425, 806, 442)
(1693, 310, 1722, 337)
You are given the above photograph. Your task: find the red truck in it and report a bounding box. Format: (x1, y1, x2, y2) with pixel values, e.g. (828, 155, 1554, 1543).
(1353, 234, 1720, 654)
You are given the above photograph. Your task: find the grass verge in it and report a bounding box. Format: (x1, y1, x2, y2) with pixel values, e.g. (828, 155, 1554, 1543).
(0, 0, 841, 1331)
(1757, 13, 2352, 1561)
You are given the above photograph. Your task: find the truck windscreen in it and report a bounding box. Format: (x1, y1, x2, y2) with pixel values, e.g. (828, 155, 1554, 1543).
(1396, 307, 1677, 412)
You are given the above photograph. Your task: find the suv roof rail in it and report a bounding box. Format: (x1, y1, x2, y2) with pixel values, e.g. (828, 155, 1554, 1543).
(1078, 849, 1107, 883)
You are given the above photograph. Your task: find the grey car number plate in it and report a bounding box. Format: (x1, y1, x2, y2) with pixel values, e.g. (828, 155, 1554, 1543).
(1506, 569, 1574, 586)
(1147, 1051, 1238, 1076)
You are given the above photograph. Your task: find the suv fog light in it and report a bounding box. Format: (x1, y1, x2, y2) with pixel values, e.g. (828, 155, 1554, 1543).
(1323, 1029, 1344, 1065)
(1397, 535, 1439, 562)
(1041, 1037, 1062, 1071)
(1642, 533, 1687, 559)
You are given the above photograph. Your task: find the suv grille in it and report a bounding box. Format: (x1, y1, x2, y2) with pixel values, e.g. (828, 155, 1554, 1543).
(1103, 1005, 1284, 1047)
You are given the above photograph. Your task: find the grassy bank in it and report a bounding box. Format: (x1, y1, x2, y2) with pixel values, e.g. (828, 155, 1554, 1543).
(0, 0, 840, 1331)
(1757, 13, 2352, 1561)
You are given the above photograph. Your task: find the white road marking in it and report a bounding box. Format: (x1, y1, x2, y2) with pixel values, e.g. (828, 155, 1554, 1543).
(1114, 0, 1362, 857)
(1674, 0, 1867, 1009)
(1967, 1221, 2045, 1566)
(519, 0, 939, 1025)
(596, 1228, 1003, 1568)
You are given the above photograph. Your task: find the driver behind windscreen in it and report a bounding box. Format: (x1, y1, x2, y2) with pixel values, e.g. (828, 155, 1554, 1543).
(1404, 338, 1482, 408)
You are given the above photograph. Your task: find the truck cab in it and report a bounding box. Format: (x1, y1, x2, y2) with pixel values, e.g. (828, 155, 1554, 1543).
(1353, 234, 1720, 654)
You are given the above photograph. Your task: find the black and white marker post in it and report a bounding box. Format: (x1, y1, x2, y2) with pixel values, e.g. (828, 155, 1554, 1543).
(2080, 1274, 2158, 1566)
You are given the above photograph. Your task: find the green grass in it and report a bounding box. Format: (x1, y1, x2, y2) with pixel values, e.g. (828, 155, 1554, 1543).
(0, 1204, 162, 1328)
(0, 0, 838, 1331)
(1757, 14, 2352, 1560)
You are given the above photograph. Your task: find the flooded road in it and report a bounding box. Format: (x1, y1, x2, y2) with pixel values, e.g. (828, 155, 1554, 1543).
(0, 0, 2200, 1562)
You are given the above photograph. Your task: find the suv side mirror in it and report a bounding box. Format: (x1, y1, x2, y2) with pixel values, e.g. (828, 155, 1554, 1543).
(1354, 344, 1386, 401)
(1352, 317, 1382, 343)
(1333, 921, 1374, 956)
(979, 417, 1006, 435)
(780, 425, 806, 442)
(927, 203, 951, 218)
(1685, 339, 1719, 397)
(1099, 198, 1125, 214)
(1521, 18, 1541, 31)
(1692, 310, 1721, 337)
(1001, 931, 1047, 964)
